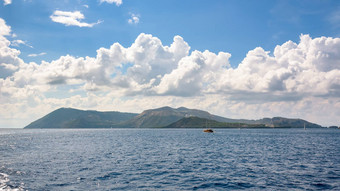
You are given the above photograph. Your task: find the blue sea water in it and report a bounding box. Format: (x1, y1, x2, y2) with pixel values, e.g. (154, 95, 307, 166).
(0, 128, 339, 190)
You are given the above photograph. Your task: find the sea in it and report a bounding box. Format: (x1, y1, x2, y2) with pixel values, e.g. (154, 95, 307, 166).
(0, 128, 339, 190)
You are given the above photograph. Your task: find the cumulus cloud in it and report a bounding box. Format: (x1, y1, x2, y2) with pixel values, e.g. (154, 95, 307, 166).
(5, 33, 191, 94)
(154, 50, 231, 96)
(99, 0, 122, 6)
(0, 18, 24, 78)
(128, 14, 140, 24)
(50, 10, 101, 27)
(216, 34, 340, 100)
(0, 18, 11, 36)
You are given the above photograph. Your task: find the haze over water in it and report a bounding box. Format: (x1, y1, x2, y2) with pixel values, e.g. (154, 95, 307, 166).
(1, 128, 339, 190)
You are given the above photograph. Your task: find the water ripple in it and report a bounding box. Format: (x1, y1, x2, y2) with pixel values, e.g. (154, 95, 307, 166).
(0, 128, 339, 190)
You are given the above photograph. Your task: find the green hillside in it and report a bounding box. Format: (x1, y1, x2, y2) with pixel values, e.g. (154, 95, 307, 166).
(164, 117, 266, 128)
(24, 108, 138, 129)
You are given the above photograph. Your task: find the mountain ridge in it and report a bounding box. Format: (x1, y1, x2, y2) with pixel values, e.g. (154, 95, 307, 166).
(24, 106, 323, 129)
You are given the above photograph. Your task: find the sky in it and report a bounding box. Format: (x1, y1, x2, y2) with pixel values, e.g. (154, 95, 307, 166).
(0, 0, 339, 128)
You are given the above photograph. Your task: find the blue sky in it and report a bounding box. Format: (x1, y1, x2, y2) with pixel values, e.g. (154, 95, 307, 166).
(0, 0, 340, 128)
(2, 0, 339, 66)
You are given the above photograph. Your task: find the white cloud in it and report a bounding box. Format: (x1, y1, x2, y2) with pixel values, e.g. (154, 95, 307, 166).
(50, 10, 101, 27)
(154, 50, 231, 96)
(11, 40, 25, 47)
(214, 34, 340, 100)
(0, 18, 24, 78)
(99, 0, 122, 6)
(11, 39, 33, 48)
(128, 14, 140, 24)
(0, 18, 11, 36)
(28, 52, 46, 57)
(3, 0, 11, 5)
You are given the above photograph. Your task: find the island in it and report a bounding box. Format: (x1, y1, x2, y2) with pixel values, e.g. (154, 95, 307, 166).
(24, 106, 323, 129)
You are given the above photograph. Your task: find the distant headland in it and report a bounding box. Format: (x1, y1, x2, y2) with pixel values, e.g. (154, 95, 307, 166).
(24, 106, 324, 129)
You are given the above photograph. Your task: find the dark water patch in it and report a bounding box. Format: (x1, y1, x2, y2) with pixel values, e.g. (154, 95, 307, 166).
(311, 182, 334, 190)
(193, 182, 230, 190)
(96, 171, 122, 181)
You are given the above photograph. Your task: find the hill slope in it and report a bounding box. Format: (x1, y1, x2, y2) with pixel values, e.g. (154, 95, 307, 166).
(255, 117, 322, 128)
(120, 106, 218, 128)
(24, 108, 138, 129)
(164, 117, 266, 128)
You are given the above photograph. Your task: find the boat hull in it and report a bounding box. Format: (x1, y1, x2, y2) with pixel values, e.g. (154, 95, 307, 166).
(203, 129, 214, 133)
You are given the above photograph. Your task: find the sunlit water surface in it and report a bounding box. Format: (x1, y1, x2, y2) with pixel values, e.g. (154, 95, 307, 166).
(0, 128, 339, 190)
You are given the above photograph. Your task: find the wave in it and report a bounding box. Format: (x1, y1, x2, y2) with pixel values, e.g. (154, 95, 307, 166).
(0, 172, 24, 191)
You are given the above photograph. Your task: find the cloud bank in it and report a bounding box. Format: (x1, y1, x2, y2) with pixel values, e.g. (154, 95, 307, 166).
(0, 17, 339, 127)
